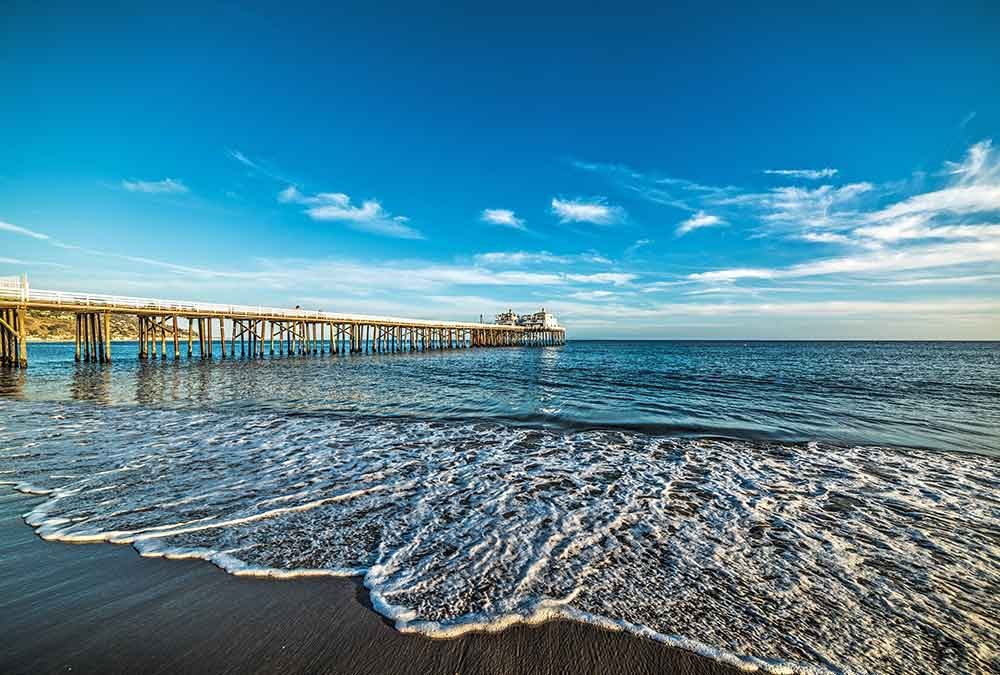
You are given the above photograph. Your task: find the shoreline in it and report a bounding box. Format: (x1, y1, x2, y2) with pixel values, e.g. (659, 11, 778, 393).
(1, 489, 741, 675)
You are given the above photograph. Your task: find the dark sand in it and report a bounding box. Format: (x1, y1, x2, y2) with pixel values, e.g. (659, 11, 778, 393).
(0, 490, 740, 675)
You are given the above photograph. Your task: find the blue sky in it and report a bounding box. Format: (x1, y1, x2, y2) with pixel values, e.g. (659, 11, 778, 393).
(2, 2, 999, 338)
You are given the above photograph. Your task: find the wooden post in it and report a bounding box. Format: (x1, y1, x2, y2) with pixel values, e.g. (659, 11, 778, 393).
(102, 312, 111, 362)
(1, 309, 8, 366)
(95, 314, 102, 362)
(155, 317, 163, 360)
(95, 313, 104, 363)
(83, 313, 91, 362)
(16, 308, 27, 368)
(74, 314, 82, 362)
(100, 313, 107, 362)
(172, 316, 180, 360)
(219, 317, 226, 359)
(206, 318, 213, 359)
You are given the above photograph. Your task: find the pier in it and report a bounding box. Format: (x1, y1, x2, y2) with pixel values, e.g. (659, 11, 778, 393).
(0, 279, 565, 367)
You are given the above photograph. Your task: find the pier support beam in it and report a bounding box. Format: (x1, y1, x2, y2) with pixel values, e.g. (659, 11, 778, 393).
(70, 312, 111, 364)
(0, 307, 27, 367)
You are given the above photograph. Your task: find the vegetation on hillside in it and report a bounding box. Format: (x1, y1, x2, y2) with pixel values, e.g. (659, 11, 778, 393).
(24, 310, 141, 341)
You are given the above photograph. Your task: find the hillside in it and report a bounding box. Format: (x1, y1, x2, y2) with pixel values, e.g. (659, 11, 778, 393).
(24, 310, 141, 341)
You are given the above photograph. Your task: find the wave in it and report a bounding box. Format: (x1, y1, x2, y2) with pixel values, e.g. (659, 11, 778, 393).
(2, 399, 998, 674)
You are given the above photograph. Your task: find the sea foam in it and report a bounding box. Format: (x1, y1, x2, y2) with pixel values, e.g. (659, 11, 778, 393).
(2, 398, 998, 675)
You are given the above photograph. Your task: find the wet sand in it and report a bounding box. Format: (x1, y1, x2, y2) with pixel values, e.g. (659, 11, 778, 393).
(0, 490, 739, 675)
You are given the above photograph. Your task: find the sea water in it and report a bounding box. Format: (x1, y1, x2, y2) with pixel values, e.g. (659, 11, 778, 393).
(1, 341, 998, 674)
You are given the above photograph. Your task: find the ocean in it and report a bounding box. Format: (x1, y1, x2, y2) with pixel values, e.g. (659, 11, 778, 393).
(1, 340, 998, 674)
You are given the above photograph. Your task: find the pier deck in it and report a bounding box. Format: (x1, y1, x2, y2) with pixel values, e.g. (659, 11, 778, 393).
(0, 285, 565, 367)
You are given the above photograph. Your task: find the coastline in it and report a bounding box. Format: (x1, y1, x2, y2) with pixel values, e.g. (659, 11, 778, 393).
(0, 490, 740, 675)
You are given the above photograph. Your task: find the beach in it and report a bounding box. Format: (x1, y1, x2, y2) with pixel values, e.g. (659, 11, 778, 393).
(0, 490, 737, 675)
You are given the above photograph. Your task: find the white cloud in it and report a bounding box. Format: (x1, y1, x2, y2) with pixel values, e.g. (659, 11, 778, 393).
(759, 183, 873, 230)
(551, 197, 624, 225)
(943, 139, 994, 181)
(640, 280, 695, 293)
(764, 168, 839, 180)
(0, 256, 68, 268)
(676, 211, 723, 236)
(227, 149, 294, 184)
(480, 209, 525, 230)
(691, 239, 1000, 282)
(625, 238, 653, 256)
(474, 251, 611, 266)
(854, 217, 1000, 243)
(866, 184, 1000, 223)
(121, 178, 189, 194)
(800, 232, 854, 245)
(568, 290, 618, 301)
(866, 141, 999, 224)
(278, 186, 422, 239)
(228, 149, 256, 168)
(0, 220, 50, 240)
(887, 273, 1000, 286)
(571, 160, 739, 212)
(565, 272, 636, 286)
(537, 298, 1000, 328)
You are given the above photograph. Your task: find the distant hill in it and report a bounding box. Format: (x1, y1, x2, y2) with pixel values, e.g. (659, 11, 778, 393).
(25, 310, 142, 341)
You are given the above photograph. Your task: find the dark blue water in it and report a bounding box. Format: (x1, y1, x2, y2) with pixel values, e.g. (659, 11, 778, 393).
(4, 340, 999, 456)
(2, 340, 999, 674)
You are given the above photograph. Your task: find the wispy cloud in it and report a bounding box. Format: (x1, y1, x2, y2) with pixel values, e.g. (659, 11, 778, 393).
(625, 238, 653, 256)
(474, 250, 611, 265)
(551, 197, 625, 225)
(571, 160, 738, 212)
(567, 290, 618, 301)
(227, 149, 294, 184)
(546, 298, 1000, 321)
(763, 168, 839, 180)
(799, 232, 855, 245)
(676, 211, 723, 236)
(278, 186, 423, 239)
(690, 239, 1000, 282)
(887, 273, 1000, 286)
(685, 140, 1000, 283)
(565, 272, 635, 286)
(0, 220, 50, 240)
(0, 256, 68, 268)
(121, 178, 189, 194)
(480, 208, 526, 230)
(228, 149, 256, 168)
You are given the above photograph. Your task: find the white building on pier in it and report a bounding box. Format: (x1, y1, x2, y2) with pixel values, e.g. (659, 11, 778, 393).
(494, 308, 559, 329)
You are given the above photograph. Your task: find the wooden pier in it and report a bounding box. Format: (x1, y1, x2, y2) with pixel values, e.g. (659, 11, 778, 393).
(0, 284, 565, 368)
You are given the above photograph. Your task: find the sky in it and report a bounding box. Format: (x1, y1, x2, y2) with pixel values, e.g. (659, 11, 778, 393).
(2, 2, 999, 339)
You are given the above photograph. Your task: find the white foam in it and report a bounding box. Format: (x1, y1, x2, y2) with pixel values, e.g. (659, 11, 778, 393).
(2, 400, 997, 675)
